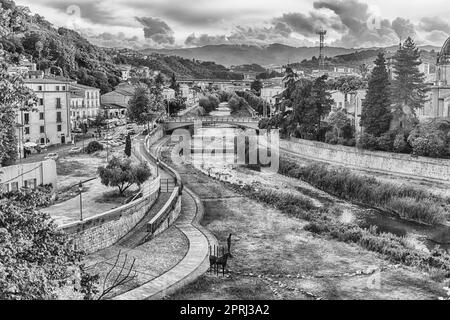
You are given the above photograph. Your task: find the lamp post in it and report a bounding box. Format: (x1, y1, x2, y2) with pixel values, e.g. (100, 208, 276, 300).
(156, 157, 160, 176)
(78, 181, 83, 221)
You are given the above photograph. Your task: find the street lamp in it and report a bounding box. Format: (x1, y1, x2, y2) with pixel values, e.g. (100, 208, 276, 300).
(156, 157, 160, 176)
(78, 181, 83, 221)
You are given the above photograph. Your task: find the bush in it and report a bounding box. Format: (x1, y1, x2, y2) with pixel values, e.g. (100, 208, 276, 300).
(376, 131, 396, 152)
(393, 133, 410, 153)
(278, 159, 448, 225)
(407, 120, 450, 158)
(85, 141, 104, 154)
(357, 132, 378, 150)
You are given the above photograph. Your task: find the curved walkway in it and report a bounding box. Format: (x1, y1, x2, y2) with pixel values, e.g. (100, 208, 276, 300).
(113, 136, 217, 300)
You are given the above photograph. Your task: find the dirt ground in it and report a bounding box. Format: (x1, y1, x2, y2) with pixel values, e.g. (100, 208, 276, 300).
(161, 142, 448, 300)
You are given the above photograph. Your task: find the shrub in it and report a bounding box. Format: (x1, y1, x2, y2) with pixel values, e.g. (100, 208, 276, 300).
(85, 141, 104, 154)
(278, 158, 447, 225)
(376, 131, 396, 152)
(393, 133, 410, 153)
(407, 120, 450, 158)
(357, 132, 378, 150)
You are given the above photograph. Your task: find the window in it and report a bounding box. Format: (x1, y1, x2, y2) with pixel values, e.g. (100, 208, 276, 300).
(25, 127, 30, 135)
(56, 112, 62, 123)
(38, 85, 43, 91)
(56, 86, 60, 91)
(1, 183, 9, 193)
(56, 98, 61, 109)
(62, 86, 66, 91)
(39, 112, 44, 120)
(40, 138, 45, 144)
(40, 126, 45, 133)
(57, 124, 62, 132)
(39, 98, 44, 106)
(24, 113, 29, 125)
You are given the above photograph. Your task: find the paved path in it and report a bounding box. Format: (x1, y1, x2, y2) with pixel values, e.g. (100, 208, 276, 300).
(112, 137, 217, 300)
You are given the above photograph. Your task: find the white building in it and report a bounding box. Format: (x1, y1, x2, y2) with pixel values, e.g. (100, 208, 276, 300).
(0, 160, 57, 193)
(329, 89, 367, 133)
(118, 65, 132, 81)
(101, 84, 136, 109)
(17, 74, 73, 153)
(261, 86, 284, 106)
(69, 83, 101, 129)
(162, 88, 176, 100)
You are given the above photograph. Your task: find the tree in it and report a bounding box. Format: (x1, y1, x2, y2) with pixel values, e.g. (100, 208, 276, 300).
(250, 79, 263, 96)
(311, 75, 333, 140)
(360, 53, 392, 137)
(124, 134, 132, 157)
(0, 68, 36, 166)
(0, 187, 97, 299)
(128, 86, 150, 125)
(358, 64, 369, 80)
(169, 73, 180, 97)
(98, 157, 151, 195)
(391, 37, 429, 116)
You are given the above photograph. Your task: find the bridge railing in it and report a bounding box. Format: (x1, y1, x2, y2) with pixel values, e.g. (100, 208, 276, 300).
(165, 117, 263, 123)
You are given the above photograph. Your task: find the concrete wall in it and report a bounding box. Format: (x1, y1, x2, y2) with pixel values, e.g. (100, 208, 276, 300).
(281, 138, 450, 182)
(0, 159, 57, 192)
(61, 179, 160, 254)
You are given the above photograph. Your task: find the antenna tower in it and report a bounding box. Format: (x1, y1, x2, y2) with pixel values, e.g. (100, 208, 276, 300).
(317, 28, 327, 71)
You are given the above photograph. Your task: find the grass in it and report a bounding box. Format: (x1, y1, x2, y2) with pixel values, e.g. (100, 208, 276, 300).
(278, 159, 448, 225)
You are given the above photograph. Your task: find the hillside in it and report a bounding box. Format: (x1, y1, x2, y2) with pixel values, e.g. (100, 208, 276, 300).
(142, 44, 356, 67)
(0, 0, 240, 93)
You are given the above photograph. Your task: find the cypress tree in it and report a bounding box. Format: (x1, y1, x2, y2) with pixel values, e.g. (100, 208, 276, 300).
(360, 52, 392, 137)
(125, 134, 132, 157)
(391, 37, 429, 113)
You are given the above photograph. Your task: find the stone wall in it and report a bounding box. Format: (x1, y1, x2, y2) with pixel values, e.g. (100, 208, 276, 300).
(61, 181, 160, 254)
(280, 138, 450, 182)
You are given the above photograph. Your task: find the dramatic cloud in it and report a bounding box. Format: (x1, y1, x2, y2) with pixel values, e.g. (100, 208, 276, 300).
(420, 17, 450, 33)
(135, 17, 175, 45)
(14, 0, 450, 49)
(391, 17, 416, 41)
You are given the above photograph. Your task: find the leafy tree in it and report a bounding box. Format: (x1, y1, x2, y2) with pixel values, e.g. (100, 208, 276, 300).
(391, 37, 429, 115)
(127, 86, 154, 127)
(0, 68, 36, 166)
(166, 97, 187, 116)
(311, 75, 333, 140)
(124, 134, 132, 157)
(250, 79, 263, 96)
(169, 73, 180, 97)
(199, 95, 219, 114)
(85, 141, 104, 154)
(358, 64, 369, 80)
(360, 53, 392, 137)
(0, 187, 97, 300)
(279, 66, 298, 113)
(98, 157, 151, 195)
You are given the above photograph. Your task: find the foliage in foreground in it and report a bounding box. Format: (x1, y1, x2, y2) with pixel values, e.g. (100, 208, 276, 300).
(278, 159, 447, 225)
(0, 187, 97, 299)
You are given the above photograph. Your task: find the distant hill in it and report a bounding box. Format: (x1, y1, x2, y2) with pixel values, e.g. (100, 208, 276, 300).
(142, 44, 356, 67)
(142, 43, 442, 69)
(0, 0, 240, 93)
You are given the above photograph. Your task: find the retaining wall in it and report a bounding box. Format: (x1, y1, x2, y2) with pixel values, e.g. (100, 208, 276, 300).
(280, 138, 450, 182)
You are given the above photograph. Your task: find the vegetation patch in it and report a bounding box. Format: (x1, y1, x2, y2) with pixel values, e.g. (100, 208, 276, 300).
(278, 158, 448, 225)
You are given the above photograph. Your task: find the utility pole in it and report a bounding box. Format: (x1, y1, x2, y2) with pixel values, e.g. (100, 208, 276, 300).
(78, 181, 83, 221)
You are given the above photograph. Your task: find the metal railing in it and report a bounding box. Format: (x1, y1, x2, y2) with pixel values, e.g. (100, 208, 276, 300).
(164, 117, 263, 123)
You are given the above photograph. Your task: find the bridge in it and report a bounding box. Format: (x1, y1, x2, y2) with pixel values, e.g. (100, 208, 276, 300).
(163, 117, 262, 131)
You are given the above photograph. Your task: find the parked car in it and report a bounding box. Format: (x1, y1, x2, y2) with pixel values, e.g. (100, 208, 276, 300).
(71, 128, 82, 134)
(45, 153, 59, 161)
(127, 129, 136, 135)
(126, 124, 134, 130)
(68, 147, 83, 154)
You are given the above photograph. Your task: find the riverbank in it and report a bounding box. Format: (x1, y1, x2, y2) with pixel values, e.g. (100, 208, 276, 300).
(160, 140, 448, 300)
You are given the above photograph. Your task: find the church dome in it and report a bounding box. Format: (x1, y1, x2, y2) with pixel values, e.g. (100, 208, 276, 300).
(438, 36, 450, 64)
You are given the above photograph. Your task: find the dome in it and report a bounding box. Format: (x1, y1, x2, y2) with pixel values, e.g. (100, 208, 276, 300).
(438, 37, 450, 64)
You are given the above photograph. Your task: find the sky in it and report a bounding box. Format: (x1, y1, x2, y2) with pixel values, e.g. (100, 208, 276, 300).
(14, 0, 450, 49)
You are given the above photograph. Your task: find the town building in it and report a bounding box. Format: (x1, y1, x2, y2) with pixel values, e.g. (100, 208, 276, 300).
(261, 86, 284, 106)
(100, 83, 135, 118)
(427, 36, 450, 119)
(16, 73, 73, 154)
(329, 89, 367, 133)
(118, 65, 132, 81)
(69, 83, 101, 129)
(162, 88, 176, 100)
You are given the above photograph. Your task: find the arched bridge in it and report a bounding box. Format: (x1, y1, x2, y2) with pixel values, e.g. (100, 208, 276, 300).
(163, 117, 262, 131)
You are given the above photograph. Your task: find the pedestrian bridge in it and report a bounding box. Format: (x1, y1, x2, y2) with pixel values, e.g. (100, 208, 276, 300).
(163, 117, 262, 131)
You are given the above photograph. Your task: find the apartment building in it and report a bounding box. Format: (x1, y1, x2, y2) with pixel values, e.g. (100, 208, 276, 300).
(17, 74, 73, 153)
(69, 83, 101, 129)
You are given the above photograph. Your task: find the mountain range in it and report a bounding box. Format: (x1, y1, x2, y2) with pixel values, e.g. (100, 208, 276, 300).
(142, 43, 442, 68)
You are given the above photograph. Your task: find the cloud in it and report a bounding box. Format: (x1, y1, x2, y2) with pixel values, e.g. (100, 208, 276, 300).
(135, 17, 175, 45)
(391, 17, 416, 41)
(420, 17, 450, 33)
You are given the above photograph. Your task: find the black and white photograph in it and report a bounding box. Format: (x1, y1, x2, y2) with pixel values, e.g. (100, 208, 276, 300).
(1, 0, 450, 309)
